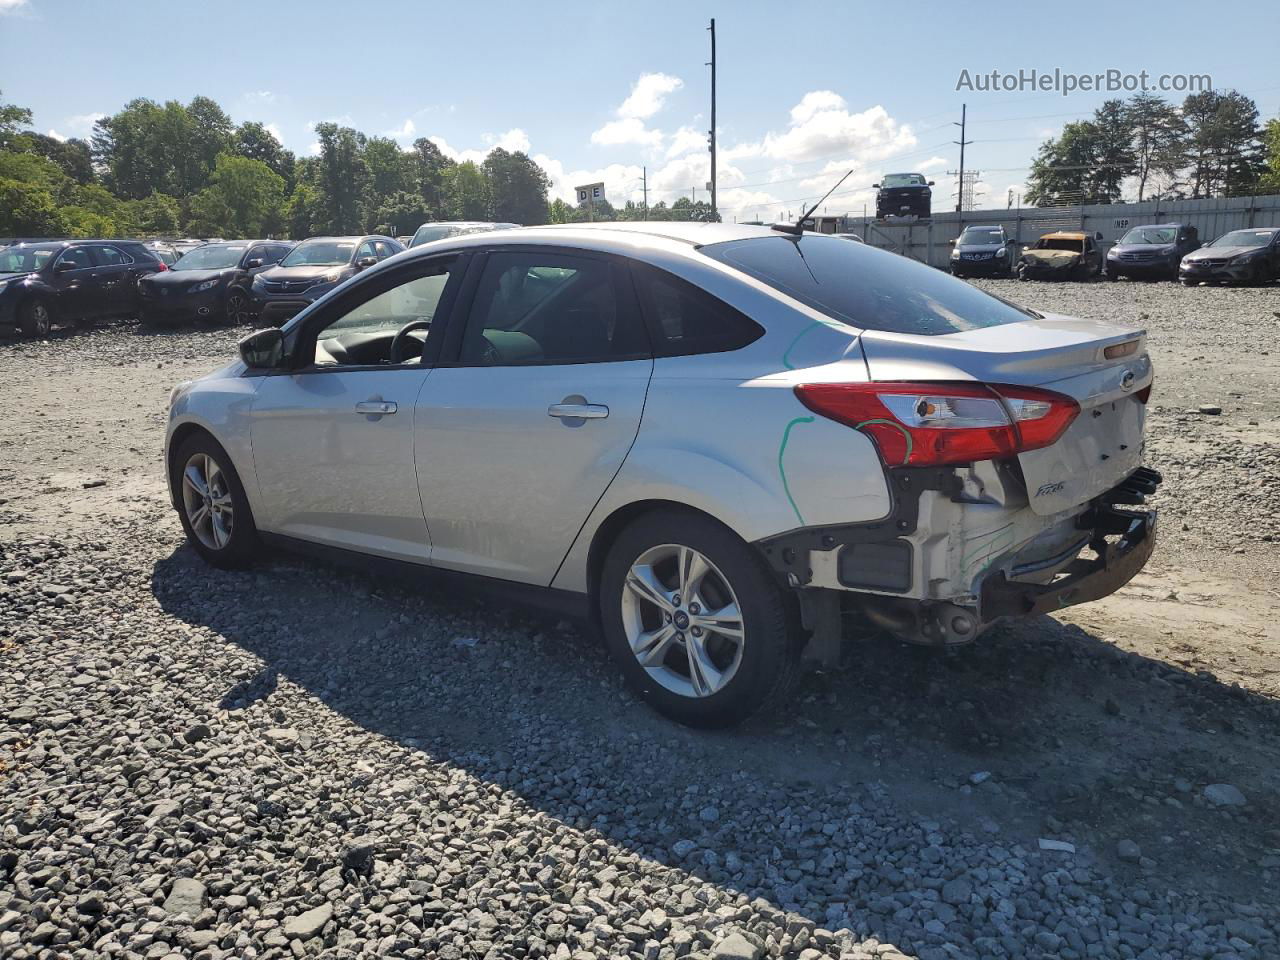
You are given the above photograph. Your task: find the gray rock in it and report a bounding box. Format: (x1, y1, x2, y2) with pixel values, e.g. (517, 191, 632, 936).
(163, 878, 207, 918)
(183, 723, 211, 744)
(712, 931, 763, 960)
(1117, 839, 1142, 863)
(1204, 783, 1247, 806)
(283, 903, 333, 940)
(942, 878, 972, 905)
(699, 805, 720, 823)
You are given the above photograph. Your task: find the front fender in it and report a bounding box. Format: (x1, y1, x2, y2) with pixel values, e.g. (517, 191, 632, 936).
(165, 369, 262, 513)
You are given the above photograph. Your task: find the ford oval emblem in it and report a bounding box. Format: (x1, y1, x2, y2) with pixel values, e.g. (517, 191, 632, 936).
(1120, 369, 1136, 391)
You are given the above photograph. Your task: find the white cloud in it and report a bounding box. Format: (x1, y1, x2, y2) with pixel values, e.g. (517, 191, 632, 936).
(244, 90, 276, 104)
(618, 72, 683, 120)
(591, 117, 663, 148)
(430, 128, 531, 166)
(46, 129, 65, 141)
(264, 123, 285, 144)
(60, 112, 104, 138)
(0, 0, 30, 14)
(665, 125, 707, 159)
(383, 118, 417, 143)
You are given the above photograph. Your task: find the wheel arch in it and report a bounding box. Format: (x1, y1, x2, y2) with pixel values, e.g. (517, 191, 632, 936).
(166, 421, 256, 522)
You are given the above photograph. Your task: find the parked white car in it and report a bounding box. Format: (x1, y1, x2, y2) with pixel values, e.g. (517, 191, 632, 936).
(165, 222, 1159, 726)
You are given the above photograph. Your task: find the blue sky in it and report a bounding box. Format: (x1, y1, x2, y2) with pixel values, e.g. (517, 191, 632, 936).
(4, 0, 1278, 218)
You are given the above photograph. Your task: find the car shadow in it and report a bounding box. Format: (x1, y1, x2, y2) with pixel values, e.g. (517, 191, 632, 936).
(149, 543, 1280, 950)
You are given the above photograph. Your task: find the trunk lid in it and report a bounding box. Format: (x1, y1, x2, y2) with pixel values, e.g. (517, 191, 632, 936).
(859, 313, 1151, 515)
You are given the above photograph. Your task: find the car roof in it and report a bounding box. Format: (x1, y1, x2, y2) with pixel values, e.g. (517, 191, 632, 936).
(297, 235, 393, 243)
(1040, 231, 1088, 240)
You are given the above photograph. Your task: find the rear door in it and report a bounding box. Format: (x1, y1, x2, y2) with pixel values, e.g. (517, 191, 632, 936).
(91, 244, 136, 314)
(50, 245, 100, 319)
(413, 247, 653, 584)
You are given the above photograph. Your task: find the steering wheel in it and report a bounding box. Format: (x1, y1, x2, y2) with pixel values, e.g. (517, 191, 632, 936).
(389, 319, 432, 363)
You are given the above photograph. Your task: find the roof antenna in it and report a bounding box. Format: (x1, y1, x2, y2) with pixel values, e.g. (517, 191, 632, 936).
(772, 169, 855, 235)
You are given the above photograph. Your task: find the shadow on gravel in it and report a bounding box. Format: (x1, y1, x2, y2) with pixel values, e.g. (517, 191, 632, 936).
(150, 542, 1280, 946)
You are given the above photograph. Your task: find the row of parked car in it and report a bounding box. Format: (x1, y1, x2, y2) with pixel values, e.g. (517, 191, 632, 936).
(949, 222, 1280, 284)
(0, 221, 518, 337)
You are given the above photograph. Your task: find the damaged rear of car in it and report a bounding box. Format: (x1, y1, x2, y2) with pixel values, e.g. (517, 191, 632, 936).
(703, 233, 1157, 653)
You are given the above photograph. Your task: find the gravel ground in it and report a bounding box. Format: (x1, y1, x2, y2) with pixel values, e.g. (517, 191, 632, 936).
(2, 282, 1278, 960)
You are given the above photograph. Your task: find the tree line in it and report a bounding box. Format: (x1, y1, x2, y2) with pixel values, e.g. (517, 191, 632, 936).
(0, 90, 559, 239)
(1026, 89, 1280, 206)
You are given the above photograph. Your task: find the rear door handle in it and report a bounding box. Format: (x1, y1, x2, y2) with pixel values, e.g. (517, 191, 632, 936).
(548, 403, 609, 420)
(355, 400, 397, 415)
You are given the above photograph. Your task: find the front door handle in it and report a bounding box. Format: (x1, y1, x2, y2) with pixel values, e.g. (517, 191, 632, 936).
(355, 400, 397, 416)
(548, 402, 609, 420)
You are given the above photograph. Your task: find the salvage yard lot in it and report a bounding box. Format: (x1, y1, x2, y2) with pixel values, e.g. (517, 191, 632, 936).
(2, 279, 1279, 958)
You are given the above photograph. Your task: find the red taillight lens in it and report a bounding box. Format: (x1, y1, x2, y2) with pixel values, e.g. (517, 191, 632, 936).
(794, 381, 1079, 467)
(156, 262, 169, 271)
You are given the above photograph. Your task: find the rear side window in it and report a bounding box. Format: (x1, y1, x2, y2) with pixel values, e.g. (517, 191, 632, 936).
(373, 240, 399, 260)
(632, 264, 762, 356)
(95, 245, 132, 265)
(701, 234, 1035, 336)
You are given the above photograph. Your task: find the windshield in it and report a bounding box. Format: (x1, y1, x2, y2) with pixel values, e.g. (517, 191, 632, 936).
(0, 245, 59, 273)
(1119, 226, 1177, 245)
(881, 174, 927, 188)
(959, 227, 1003, 244)
(282, 240, 356, 267)
(172, 244, 247, 270)
(701, 234, 1035, 336)
(1208, 229, 1276, 249)
(1034, 237, 1084, 252)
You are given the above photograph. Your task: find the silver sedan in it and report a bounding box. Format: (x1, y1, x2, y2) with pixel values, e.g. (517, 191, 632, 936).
(165, 222, 1159, 726)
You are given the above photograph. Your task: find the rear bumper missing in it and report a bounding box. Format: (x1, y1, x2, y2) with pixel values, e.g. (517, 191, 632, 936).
(980, 505, 1156, 618)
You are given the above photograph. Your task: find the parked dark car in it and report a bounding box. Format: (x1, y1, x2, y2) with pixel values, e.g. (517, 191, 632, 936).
(249, 235, 404, 325)
(873, 173, 933, 221)
(949, 224, 1017, 277)
(408, 221, 520, 248)
(0, 239, 166, 337)
(138, 240, 294, 326)
(1104, 223, 1199, 280)
(1179, 227, 1280, 286)
(1017, 231, 1103, 281)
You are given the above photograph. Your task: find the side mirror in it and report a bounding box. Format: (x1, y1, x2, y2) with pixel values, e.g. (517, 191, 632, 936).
(947, 239, 956, 246)
(1095, 231, 1104, 241)
(245, 258, 263, 269)
(927, 180, 935, 186)
(871, 183, 880, 189)
(54, 260, 76, 273)
(239, 328, 286, 370)
(356, 256, 377, 269)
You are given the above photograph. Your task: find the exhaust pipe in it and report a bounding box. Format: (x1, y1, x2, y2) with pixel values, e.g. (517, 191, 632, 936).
(859, 597, 982, 647)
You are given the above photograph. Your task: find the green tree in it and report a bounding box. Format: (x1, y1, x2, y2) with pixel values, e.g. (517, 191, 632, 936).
(1025, 121, 1104, 206)
(1182, 89, 1265, 198)
(284, 181, 321, 239)
(373, 190, 432, 236)
(1262, 118, 1280, 192)
(481, 148, 550, 224)
(0, 89, 34, 148)
(0, 178, 66, 236)
(409, 137, 453, 216)
(187, 153, 285, 238)
(125, 192, 182, 235)
(11, 132, 94, 184)
(1124, 93, 1187, 201)
(1087, 99, 1136, 203)
(234, 121, 295, 188)
(313, 122, 368, 233)
(445, 161, 488, 219)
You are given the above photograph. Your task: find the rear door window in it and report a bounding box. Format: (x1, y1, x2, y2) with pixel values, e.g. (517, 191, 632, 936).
(631, 263, 762, 356)
(701, 234, 1035, 336)
(94, 245, 132, 266)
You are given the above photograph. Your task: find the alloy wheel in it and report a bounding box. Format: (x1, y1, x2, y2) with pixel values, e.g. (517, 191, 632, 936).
(31, 302, 51, 336)
(181, 452, 234, 550)
(620, 543, 745, 698)
(226, 292, 249, 325)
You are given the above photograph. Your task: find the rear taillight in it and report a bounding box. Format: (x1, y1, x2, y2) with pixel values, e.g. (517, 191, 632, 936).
(155, 262, 169, 271)
(794, 381, 1080, 467)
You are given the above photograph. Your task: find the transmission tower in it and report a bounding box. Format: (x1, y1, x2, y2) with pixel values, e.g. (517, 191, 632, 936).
(947, 169, 982, 211)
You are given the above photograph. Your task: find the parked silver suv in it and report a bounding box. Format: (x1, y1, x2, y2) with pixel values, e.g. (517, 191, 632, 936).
(165, 223, 1158, 726)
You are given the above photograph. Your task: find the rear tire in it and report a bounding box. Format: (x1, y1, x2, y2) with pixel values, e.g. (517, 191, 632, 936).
(19, 297, 52, 337)
(598, 509, 801, 728)
(171, 433, 259, 569)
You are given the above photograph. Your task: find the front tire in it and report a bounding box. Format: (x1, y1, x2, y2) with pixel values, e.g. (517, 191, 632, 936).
(172, 434, 259, 568)
(225, 289, 250, 325)
(19, 297, 53, 337)
(598, 510, 801, 727)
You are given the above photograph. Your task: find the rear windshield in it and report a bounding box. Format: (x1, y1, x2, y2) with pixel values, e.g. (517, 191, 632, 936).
(701, 234, 1035, 336)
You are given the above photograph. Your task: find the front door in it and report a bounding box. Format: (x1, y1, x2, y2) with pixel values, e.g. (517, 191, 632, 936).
(247, 255, 461, 562)
(414, 249, 653, 585)
(50, 246, 99, 320)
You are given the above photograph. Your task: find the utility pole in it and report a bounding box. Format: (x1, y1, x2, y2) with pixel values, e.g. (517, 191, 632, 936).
(707, 18, 718, 221)
(642, 167, 648, 220)
(953, 103, 972, 214)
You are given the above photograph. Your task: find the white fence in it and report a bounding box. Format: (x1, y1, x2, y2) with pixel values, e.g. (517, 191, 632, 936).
(818, 195, 1280, 269)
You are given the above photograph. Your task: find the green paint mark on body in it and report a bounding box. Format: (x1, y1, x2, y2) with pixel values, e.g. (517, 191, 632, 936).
(778, 415, 815, 525)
